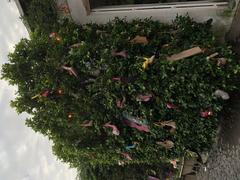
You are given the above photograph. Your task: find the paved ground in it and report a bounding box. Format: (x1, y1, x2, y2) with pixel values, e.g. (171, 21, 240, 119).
(196, 94, 240, 180)
(194, 3, 240, 178)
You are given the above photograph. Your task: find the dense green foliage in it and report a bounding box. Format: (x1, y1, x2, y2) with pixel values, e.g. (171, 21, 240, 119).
(2, 16, 240, 179)
(19, 0, 58, 32)
(77, 162, 174, 180)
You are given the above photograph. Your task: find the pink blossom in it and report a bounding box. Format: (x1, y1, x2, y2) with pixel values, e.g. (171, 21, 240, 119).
(170, 159, 177, 168)
(103, 122, 120, 135)
(148, 176, 160, 180)
(40, 90, 49, 97)
(116, 97, 126, 109)
(80, 120, 93, 127)
(120, 152, 132, 160)
(166, 102, 178, 109)
(136, 94, 152, 102)
(112, 77, 121, 81)
(49, 32, 57, 38)
(123, 119, 149, 132)
(112, 50, 129, 58)
(61, 65, 78, 78)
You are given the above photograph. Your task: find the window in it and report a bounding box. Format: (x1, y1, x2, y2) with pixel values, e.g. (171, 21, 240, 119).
(89, 0, 212, 8)
(67, 0, 229, 26)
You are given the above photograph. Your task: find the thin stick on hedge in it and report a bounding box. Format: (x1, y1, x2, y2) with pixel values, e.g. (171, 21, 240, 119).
(167, 47, 203, 62)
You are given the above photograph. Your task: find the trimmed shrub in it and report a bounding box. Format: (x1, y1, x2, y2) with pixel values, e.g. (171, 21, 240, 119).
(19, 0, 58, 32)
(2, 16, 240, 171)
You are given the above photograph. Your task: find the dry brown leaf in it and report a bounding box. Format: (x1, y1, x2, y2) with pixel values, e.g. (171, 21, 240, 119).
(130, 35, 148, 45)
(156, 140, 174, 149)
(167, 47, 203, 62)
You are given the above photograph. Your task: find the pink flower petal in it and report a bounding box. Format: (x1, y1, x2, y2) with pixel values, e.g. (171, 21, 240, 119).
(170, 159, 177, 168)
(80, 120, 93, 127)
(123, 119, 150, 132)
(41, 90, 49, 97)
(120, 152, 132, 160)
(61, 65, 78, 78)
(112, 50, 128, 58)
(49, 32, 56, 38)
(112, 77, 121, 81)
(104, 122, 120, 135)
(136, 94, 152, 102)
(148, 176, 160, 180)
(166, 102, 178, 109)
(116, 97, 126, 109)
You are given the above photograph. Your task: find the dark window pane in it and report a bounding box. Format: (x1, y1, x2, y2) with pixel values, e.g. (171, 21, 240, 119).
(90, 0, 206, 8)
(90, 0, 161, 8)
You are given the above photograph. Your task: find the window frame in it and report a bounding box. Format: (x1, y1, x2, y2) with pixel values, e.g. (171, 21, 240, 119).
(67, 0, 229, 25)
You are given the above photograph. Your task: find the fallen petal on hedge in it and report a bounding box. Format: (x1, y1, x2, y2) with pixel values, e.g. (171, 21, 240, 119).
(214, 89, 230, 100)
(123, 112, 148, 125)
(156, 140, 174, 149)
(167, 47, 203, 62)
(120, 152, 132, 160)
(206, 52, 219, 60)
(80, 120, 93, 127)
(112, 50, 128, 58)
(217, 58, 227, 66)
(200, 110, 213, 118)
(155, 120, 176, 131)
(104, 122, 120, 135)
(57, 3, 70, 14)
(148, 176, 160, 180)
(69, 43, 82, 48)
(32, 90, 50, 99)
(49, 32, 61, 42)
(49, 32, 57, 38)
(116, 97, 126, 108)
(40, 90, 50, 97)
(143, 55, 155, 69)
(162, 44, 169, 48)
(112, 77, 121, 81)
(130, 35, 148, 45)
(61, 65, 78, 78)
(123, 119, 150, 132)
(118, 160, 125, 166)
(170, 159, 178, 168)
(166, 102, 178, 109)
(136, 94, 152, 102)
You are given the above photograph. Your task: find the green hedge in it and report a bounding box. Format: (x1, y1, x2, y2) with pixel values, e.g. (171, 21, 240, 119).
(77, 162, 175, 180)
(20, 0, 58, 32)
(2, 16, 240, 171)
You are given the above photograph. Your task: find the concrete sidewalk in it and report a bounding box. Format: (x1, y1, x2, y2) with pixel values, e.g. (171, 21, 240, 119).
(196, 93, 240, 180)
